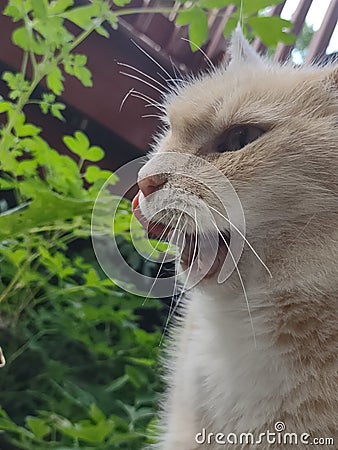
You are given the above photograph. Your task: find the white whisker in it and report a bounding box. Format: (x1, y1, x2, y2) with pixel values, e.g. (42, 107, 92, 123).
(212, 220, 257, 349)
(142, 216, 176, 308)
(181, 37, 215, 71)
(166, 211, 198, 325)
(146, 213, 174, 261)
(117, 61, 167, 90)
(160, 210, 186, 345)
(119, 71, 165, 95)
(131, 39, 172, 79)
(142, 114, 164, 119)
(130, 92, 165, 112)
(169, 55, 184, 80)
(119, 88, 135, 112)
(208, 205, 272, 278)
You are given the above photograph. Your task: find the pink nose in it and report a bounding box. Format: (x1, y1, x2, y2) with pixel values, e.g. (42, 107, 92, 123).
(137, 174, 166, 198)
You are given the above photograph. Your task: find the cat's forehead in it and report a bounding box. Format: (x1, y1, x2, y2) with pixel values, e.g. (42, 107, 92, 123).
(165, 65, 327, 136)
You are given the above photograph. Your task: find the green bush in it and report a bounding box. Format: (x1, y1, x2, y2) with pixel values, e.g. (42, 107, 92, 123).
(0, 1, 164, 448)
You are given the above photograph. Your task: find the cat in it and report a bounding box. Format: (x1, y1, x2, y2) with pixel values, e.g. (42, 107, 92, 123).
(132, 28, 338, 449)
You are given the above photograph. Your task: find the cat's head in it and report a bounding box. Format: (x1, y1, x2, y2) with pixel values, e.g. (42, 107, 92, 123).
(132, 29, 338, 285)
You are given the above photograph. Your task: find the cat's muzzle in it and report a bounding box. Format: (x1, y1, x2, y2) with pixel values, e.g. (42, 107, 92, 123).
(132, 191, 230, 279)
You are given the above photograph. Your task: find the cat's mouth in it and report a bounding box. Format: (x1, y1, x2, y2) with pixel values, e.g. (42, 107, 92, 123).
(179, 231, 230, 278)
(132, 192, 229, 279)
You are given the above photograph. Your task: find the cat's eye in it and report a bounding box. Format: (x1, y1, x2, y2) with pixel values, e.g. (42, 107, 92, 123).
(216, 125, 265, 152)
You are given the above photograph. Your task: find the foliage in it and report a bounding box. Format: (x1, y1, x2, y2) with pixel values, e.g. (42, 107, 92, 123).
(176, 0, 296, 49)
(0, 1, 163, 448)
(0, 0, 299, 448)
(292, 22, 315, 63)
(0, 277, 161, 449)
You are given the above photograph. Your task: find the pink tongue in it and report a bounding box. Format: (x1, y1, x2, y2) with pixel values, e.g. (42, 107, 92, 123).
(132, 190, 167, 238)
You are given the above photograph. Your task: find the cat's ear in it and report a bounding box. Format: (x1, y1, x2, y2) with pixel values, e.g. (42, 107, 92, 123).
(229, 24, 264, 65)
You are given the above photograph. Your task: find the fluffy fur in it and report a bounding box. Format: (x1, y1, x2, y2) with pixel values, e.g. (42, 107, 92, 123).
(138, 31, 338, 449)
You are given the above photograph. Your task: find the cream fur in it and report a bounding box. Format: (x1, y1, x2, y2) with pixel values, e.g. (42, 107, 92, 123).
(138, 33, 338, 450)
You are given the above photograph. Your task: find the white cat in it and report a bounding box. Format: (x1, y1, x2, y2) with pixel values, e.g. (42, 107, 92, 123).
(132, 29, 338, 449)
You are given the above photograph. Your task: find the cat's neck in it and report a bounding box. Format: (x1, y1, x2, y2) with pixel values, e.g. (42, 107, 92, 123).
(187, 278, 337, 433)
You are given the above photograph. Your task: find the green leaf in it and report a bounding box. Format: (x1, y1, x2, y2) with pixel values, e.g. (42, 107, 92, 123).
(48, 0, 74, 14)
(63, 4, 100, 30)
(84, 166, 116, 183)
(26, 416, 51, 439)
(54, 416, 114, 443)
(125, 365, 143, 388)
(176, 7, 209, 49)
(74, 54, 87, 66)
(0, 101, 13, 114)
(105, 374, 129, 393)
(15, 123, 41, 137)
(95, 25, 109, 38)
(42, 93, 56, 103)
(12, 26, 31, 50)
(89, 404, 106, 424)
(63, 132, 105, 161)
(85, 146, 104, 162)
(0, 189, 94, 240)
(247, 16, 295, 46)
(107, 11, 118, 29)
(31, 0, 47, 19)
(235, 0, 283, 15)
(8, 249, 27, 266)
(4, 1, 26, 21)
(47, 67, 64, 95)
(199, 0, 231, 8)
(63, 131, 89, 157)
(114, 0, 132, 6)
(84, 268, 100, 286)
(223, 16, 238, 37)
(74, 66, 92, 87)
(2, 72, 30, 96)
(51, 103, 66, 121)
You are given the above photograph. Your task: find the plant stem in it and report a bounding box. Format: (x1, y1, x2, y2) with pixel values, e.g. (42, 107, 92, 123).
(0, 75, 41, 154)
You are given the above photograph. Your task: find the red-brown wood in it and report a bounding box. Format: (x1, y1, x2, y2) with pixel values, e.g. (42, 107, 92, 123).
(305, 0, 338, 63)
(274, 0, 314, 62)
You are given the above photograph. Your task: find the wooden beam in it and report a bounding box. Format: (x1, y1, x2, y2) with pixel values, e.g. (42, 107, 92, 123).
(274, 0, 313, 62)
(305, 0, 338, 63)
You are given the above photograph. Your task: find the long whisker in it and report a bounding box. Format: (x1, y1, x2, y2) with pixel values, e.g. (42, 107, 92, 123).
(181, 37, 215, 71)
(170, 227, 183, 299)
(208, 205, 272, 278)
(167, 211, 198, 325)
(119, 87, 135, 112)
(142, 114, 164, 119)
(146, 213, 175, 261)
(142, 216, 177, 308)
(156, 71, 183, 86)
(131, 39, 172, 79)
(131, 94, 160, 110)
(119, 71, 165, 95)
(212, 219, 257, 349)
(169, 55, 184, 80)
(130, 92, 165, 111)
(160, 210, 186, 344)
(117, 61, 167, 90)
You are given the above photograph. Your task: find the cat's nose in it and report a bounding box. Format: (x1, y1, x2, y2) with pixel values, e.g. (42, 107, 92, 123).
(137, 174, 166, 198)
